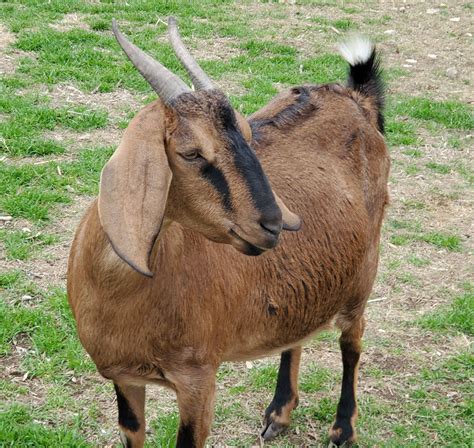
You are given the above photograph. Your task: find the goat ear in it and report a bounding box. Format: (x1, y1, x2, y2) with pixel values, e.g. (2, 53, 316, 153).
(98, 102, 172, 277)
(273, 192, 301, 231)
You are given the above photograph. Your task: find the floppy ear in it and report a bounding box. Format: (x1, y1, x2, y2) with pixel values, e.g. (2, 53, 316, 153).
(98, 102, 172, 277)
(273, 192, 301, 231)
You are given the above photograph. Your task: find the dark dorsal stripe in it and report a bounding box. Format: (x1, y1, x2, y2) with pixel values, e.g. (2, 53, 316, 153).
(201, 163, 232, 211)
(250, 86, 318, 143)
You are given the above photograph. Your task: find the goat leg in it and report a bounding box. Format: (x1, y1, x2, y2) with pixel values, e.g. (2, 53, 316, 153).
(174, 366, 217, 448)
(261, 346, 301, 440)
(328, 317, 365, 446)
(114, 383, 146, 448)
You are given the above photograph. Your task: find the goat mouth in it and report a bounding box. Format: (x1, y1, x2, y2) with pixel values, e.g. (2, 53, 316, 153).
(229, 229, 266, 256)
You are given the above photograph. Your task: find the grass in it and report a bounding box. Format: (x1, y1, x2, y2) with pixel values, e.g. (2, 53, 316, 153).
(1, 79, 108, 156)
(0, 284, 94, 379)
(419, 286, 474, 335)
(388, 222, 462, 252)
(0, 229, 57, 260)
(0, 1, 472, 447)
(392, 97, 474, 130)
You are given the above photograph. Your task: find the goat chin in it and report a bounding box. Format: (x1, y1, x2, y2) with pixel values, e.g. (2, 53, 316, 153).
(67, 41, 389, 448)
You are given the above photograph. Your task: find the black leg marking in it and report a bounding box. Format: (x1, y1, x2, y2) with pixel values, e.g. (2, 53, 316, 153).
(266, 350, 294, 418)
(331, 340, 360, 444)
(114, 384, 140, 433)
(177, 422, 195, 448)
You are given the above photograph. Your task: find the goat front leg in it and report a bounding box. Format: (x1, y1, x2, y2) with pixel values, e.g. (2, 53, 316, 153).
(174, 366, 217, 448)
(113, 382, 146, 448)
(261, 346, 301, 440)
(329, 317, 365, 446)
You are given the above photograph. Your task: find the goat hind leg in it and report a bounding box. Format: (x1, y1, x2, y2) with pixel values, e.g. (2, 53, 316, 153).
(113, 382, 146, 448)
(329, 317, 365, 446)
(262, 346, 302, 440)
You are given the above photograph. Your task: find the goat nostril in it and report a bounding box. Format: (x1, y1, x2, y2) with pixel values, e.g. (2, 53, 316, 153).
(260, 220, 282, 236)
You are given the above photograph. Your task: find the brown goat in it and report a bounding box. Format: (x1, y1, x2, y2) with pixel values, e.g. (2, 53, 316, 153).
(67, 19, 389, 448)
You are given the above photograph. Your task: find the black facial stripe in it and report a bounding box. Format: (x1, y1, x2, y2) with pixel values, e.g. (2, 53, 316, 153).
(201, 163, 232, 211)
(114, 384, 140, 433)
(229, 128, 277, 215)
(217, 103, 278, 217)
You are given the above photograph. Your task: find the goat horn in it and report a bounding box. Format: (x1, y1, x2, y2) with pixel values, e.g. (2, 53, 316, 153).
(112, 20, 190, 103)
(168, 17, 214, 91)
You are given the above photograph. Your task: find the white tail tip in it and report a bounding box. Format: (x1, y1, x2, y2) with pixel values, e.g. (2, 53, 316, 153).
(338, 36, 374, 66)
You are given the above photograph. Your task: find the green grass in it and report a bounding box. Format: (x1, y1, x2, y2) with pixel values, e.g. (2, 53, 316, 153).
(389, 225, 462, 252)
(0, 403, 92, 448)
(0, 286, 94, 379)
(248, 364, 278, 391)
(392, 97, 474, 130)
(0, 147, 112, 223)
(299, 363, 334, 393)
(419, 287, 474, 335)
(0, 229, 57, 260)
(426, 162, 451, 174)
(1, 80, 108, 156)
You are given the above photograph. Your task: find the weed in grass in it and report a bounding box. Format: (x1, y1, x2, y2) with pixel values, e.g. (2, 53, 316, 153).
(389, 219, 421, 232)
(149, 411, 180, 448)
(0, 229, 57, 261)
(418, 289, 473, 335)
(402, 148, 422, 158)
(407, 256, 430, 267)
(401, 199, 425, 210)
(426, 162, 451, 174)
(397, 272, 419, 286)
(332, 18, 355, 30)
(453, 160, 474, 184)
(404, 164, 420, 176)
(387, 259, 402, 270)
(389, 234, 414, 246)
(447, 136, 462, 149)
(420, 232, 461, 251)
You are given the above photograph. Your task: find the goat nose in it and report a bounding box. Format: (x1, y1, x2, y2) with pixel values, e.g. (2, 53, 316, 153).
(260, 219, 282, 236)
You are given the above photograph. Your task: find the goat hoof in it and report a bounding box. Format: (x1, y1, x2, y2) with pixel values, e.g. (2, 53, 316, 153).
(261, 420, 287, 441)
(328, 424, 355, 447)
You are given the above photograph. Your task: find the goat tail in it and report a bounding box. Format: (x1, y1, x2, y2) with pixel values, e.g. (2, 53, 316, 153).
(339, 36, 385, 133)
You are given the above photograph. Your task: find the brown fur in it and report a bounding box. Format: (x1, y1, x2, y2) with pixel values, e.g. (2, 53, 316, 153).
(68, 82, 389, 446)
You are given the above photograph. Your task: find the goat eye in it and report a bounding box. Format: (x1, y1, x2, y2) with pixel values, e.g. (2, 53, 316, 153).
(180, 149, 202, 161)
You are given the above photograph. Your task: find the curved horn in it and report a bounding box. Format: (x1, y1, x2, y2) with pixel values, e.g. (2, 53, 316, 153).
(168, 17, 214, 91)
(112, 19, 190, 103)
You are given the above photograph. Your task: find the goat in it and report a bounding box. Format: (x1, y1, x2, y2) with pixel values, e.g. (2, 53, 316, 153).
(67, 17, 389, 448)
